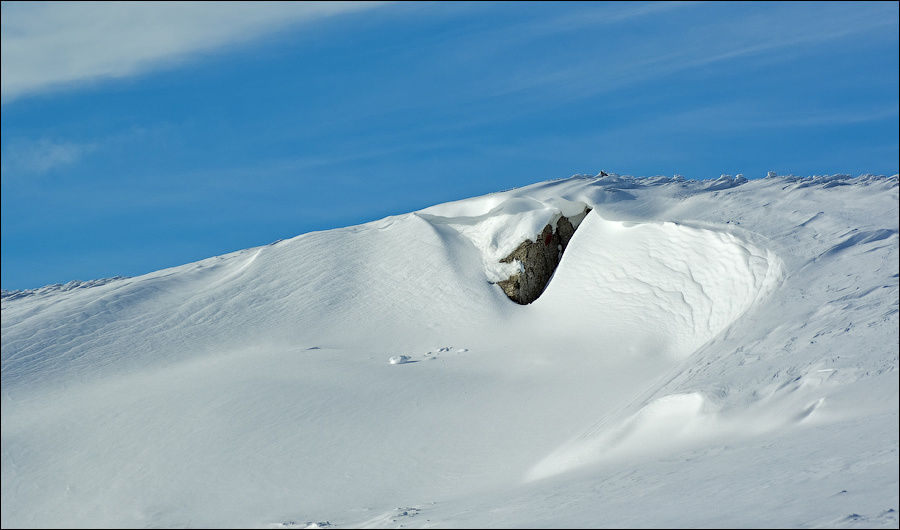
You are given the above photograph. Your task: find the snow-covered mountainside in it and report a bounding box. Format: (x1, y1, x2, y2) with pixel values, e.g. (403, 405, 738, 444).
(2, 173, 898, 528)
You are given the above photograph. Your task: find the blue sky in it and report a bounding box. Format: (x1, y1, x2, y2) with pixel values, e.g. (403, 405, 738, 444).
(2, 1, 898, 290)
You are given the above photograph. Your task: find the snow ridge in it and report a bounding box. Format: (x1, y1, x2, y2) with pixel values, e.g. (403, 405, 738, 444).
(1, 276, 127, 303)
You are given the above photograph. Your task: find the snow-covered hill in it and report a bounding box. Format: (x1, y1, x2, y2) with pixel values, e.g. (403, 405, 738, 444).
(2, 173, 898, 528)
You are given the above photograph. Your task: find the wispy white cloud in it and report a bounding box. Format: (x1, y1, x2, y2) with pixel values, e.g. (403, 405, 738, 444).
(516, 1, 699, 36)
(1, 138, 97, 176)
(449, 2, 897, 105)
(588, 102, 900, 144)
(681, 104, 900, 131)
(0, 1, 385, 103)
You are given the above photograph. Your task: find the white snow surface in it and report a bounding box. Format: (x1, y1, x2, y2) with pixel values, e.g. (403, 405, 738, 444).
(2, 173, 898, 528)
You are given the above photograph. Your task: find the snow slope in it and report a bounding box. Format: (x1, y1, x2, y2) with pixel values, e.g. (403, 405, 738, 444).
(2, 173, 897, 528)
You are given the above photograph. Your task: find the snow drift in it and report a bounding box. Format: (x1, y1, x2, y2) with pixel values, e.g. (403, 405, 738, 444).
(2, 173, 897, 528)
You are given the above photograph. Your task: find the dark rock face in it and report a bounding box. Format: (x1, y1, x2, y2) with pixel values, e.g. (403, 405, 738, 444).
(496, 207, 591, 304)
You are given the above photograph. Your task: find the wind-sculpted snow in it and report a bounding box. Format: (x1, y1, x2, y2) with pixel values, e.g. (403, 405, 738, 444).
(1, 173, 897, 528)
(418, 196, 591, 283)
(530, 214, 782, 358)
(0, 276, 127, 303)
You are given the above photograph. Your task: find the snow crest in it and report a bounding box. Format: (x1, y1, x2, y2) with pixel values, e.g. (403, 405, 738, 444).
(418, 196, 590, 283)
(531, 213, 783, 358)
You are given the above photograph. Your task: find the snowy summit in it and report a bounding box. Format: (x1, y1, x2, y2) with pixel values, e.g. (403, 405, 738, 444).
(1, 172, 898, 528)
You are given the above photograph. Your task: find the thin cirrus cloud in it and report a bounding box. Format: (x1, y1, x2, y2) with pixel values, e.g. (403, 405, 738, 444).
(0, 138, 97, 176)
(477, 2, 897, 105)
(0, 1, 385, 104)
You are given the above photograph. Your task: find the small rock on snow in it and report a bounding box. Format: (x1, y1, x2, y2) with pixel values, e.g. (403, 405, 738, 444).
(389, 355, 412, 365)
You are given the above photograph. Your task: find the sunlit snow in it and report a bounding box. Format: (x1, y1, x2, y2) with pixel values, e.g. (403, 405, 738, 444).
(2, 173, 897, 528)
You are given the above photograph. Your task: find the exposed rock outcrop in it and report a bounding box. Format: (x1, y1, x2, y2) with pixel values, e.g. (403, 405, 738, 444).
(496, 207, 591, 304)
